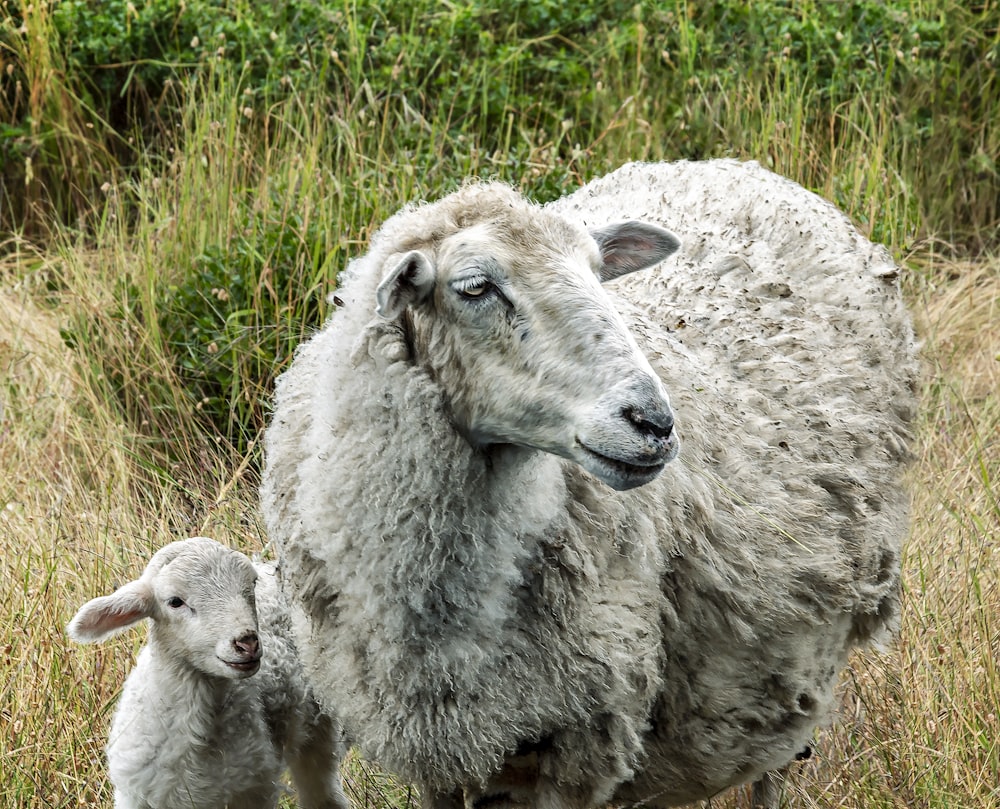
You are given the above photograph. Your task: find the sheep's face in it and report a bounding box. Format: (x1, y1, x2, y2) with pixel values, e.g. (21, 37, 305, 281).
(150, 546, 262, 680)
(375, 214, 680, 491)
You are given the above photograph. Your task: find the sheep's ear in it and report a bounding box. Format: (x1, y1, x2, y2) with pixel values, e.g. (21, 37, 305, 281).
(67, 580, 154, 643)
(375, 251, 436, 319)
(591, 221, 680, 282)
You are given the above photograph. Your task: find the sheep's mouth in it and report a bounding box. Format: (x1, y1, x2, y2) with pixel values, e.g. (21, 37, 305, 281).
(221, 657, 261, 674)
(577, 444, 668, 490)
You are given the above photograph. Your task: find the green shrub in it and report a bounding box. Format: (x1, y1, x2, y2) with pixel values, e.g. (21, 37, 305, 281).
(18, 0, 993, 242)
(10, 0, 999, 454)
(159, 206, 327, 449)
(49, 0, 334, 123)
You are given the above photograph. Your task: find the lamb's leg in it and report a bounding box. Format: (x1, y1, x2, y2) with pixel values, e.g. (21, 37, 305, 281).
(288, 756, 350, 809)
(286, 716, 351, 809)
(749, 767, 787, 809)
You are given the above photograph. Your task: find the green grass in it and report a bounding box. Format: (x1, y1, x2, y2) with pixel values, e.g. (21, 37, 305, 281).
(1, 0, 999, 807)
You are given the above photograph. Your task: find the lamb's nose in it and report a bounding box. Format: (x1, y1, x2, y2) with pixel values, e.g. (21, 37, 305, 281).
(233, 632, 260, 659)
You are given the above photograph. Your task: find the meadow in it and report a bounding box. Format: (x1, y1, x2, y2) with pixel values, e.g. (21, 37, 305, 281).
(1, 1, 998, 807)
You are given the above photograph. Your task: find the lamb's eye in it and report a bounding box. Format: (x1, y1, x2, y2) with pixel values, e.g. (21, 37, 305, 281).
(166, 597, 185, 609)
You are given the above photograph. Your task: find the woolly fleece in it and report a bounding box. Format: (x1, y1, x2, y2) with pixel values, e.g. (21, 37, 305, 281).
(261, 160, 918, 808)
(69, 538, 349, 809)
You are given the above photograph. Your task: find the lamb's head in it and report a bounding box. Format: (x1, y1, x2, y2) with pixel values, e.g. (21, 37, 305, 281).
(371, 184, 680, 491)
(67, 537, 263, 679)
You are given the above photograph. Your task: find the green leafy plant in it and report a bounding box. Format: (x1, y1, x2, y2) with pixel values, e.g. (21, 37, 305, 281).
(159, 206, 328, 449)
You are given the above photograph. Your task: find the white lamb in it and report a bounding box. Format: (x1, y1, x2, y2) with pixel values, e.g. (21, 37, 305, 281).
(260, 159, 918, 809)
(67, 536, 350, 809)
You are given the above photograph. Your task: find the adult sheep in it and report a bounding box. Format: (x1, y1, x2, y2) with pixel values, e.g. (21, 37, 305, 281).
(261, 159, 917, 809)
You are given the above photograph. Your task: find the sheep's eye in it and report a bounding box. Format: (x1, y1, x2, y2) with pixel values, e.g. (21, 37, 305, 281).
(459, 283, 489, 298)
(453, 277, 493, 301)
(166, 596, 185, 609)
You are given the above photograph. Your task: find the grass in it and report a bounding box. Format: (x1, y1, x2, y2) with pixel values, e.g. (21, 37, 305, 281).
(1, 0, 999, 807)
(779, 257, 1000, 809)
(3, 234, 998, 809)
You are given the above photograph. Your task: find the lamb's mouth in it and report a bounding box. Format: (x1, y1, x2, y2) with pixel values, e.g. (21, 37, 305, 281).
(221, 657, 261, 674)
(577, 444, 668, 490)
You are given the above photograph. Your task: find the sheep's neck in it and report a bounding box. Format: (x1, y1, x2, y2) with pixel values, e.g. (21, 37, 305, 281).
(402, 445, 559, 626)
(319, 332, 570, 646)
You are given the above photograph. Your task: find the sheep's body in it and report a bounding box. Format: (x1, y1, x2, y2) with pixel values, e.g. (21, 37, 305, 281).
(261, 160, 917, 808)
(68, 537, 350, 809)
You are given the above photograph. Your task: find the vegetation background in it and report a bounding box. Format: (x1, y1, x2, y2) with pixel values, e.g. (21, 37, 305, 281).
(1, 0, 997, 807)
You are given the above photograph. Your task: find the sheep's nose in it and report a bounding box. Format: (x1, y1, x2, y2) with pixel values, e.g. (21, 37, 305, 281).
(233, 632, 260, 659)
(620, 375, 674, 441)
(623, 405, 674, 440)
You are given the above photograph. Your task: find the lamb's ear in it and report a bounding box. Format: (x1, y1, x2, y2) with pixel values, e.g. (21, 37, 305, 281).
(67, 580, 155, 643)
(375, 251, 436, 319)
(591, 221, 680, 282)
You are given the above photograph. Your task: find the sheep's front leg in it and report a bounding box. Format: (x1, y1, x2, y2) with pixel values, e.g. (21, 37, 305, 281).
(421, 786, 467, 809)
(465, 757, 594, 809)
(749, 767, 787, 809)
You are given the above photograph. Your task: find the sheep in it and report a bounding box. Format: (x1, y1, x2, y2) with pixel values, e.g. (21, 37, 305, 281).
(67, 536, 351, 809)
(260, 159, 918, 809)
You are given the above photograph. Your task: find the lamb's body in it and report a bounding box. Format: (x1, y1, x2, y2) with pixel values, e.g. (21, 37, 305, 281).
(261, 160, 917, 808)
(68, 538, 349, 809)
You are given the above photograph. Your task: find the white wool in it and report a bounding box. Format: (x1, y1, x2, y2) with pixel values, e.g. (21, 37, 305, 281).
(261, 160, 918, 809)
(68, 537, 350, 809)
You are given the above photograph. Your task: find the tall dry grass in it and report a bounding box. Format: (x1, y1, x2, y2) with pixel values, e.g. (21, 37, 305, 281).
(3, 251, 998, 809)
(0, 270, 399, 806)
(1, 213, 998, 805)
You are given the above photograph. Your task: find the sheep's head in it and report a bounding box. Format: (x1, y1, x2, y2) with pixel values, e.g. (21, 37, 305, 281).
(67, 537, 263, 680)
(372, 186, 680, 491)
